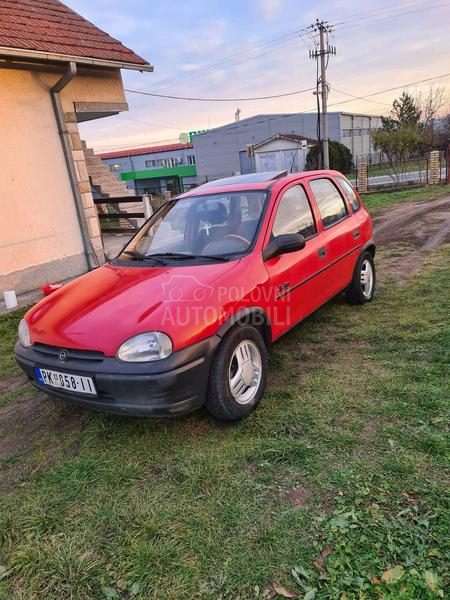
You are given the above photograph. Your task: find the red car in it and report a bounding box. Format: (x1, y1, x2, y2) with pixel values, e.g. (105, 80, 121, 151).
(15, 170, 375, 420)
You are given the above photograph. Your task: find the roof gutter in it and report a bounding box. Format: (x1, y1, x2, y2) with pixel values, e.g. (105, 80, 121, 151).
(0, 46, 153, 71)
(50, 61, 98, 270)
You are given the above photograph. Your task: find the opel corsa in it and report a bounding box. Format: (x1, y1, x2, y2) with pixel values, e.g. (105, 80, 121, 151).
(15, 171, 376, 420)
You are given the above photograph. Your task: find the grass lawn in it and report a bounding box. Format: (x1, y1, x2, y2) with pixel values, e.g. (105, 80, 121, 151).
(0, 197, 449, 598)
(361, 184, 450, 214)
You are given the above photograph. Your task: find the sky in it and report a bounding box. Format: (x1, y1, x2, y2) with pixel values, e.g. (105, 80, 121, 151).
(70, 0, 450, 153)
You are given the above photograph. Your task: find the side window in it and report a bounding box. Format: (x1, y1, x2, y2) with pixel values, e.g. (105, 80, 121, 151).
(272, 185, 316, 239)
(309, 178, 348, 228)
(336, 176, 361, 212)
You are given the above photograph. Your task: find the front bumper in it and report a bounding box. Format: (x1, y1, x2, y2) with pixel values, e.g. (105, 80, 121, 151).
(15, 336, 220, 417)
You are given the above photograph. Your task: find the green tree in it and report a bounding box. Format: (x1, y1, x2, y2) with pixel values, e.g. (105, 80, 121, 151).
(305, 140, 353, 173)
(372, 92, 425, 186)
(381, 91, 422, 131)
(372, 126, 422, 185)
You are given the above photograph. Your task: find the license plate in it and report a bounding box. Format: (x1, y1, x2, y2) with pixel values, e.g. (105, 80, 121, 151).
(34, 367, 97, 396)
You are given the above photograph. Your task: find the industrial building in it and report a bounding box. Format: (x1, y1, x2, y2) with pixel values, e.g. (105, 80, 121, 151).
(99, 111, 381, 191)
(193, 112, 382, 182)
(100, 142, 198, 196)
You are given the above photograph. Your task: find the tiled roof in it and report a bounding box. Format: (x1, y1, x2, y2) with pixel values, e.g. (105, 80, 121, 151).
(0, 0, 150, 68)
(99, 143, 193, 159)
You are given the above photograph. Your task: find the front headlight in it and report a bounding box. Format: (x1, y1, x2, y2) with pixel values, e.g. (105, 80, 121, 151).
(18, 319, 31, 348)
(117, 332, 172, 362)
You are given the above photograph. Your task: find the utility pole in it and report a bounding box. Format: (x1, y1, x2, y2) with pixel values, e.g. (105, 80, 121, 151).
(309, 20, 336, 169)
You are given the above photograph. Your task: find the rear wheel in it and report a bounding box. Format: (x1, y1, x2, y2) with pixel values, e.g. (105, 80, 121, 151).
(345, 250, 376, 305)
(205, 325, 268, 420)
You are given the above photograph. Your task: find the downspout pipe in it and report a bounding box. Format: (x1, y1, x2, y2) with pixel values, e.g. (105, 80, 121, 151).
(50, 61, 98, 270)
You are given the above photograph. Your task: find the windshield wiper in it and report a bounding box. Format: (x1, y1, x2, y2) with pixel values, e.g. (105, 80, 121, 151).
(147, 252, 230, 262)
(122, 251, 165, 265)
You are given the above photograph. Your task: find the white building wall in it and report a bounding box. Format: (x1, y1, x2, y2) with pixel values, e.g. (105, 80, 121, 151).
(0, 68, 86, 294)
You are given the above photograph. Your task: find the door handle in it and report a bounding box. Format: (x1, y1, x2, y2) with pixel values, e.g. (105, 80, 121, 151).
(353, 230, 360, 239)
(318, 247, 327, 259)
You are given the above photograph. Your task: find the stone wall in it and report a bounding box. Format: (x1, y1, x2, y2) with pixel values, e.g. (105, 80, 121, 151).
(64, 112, 105, 264)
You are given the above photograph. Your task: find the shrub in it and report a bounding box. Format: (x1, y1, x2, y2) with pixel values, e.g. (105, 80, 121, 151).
(305, 140, 353, 173)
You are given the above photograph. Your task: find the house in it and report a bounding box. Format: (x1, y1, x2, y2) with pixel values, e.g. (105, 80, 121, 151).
(100, 142, 198, 197)
(0, 0, 152, 295)
(192, 112, 382, 182)
(252, 134, 315, 173)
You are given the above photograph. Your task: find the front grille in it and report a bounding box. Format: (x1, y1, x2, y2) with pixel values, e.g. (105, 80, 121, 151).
(33, 343, 105, 362)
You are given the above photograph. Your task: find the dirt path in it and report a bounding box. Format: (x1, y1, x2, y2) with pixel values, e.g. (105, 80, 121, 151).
(373, 194, 450, 249)
(371, 194, 450, 283)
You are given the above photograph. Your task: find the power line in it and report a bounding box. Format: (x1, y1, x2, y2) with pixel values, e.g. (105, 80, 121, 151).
(332, 88, 391, 106)
(333, 0, 439, 26)
(150, 29, 311, 91)
(119, 116, 183, 130)
(334, 1, 450, 32)
(324, 73, 450, 110)
(96, 73, 450, 152)
(125, 86, 315, 102)
(137, 0, 441, 93)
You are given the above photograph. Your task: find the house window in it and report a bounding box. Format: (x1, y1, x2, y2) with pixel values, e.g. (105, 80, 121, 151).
(145, 159, 157, 168)
(342, 129, 352, 138)
(187, 155, 196, 165)
(110, 164, 122, 172)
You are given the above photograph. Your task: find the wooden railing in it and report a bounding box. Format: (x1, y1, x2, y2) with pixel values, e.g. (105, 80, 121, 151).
(93, 195, 152, 234)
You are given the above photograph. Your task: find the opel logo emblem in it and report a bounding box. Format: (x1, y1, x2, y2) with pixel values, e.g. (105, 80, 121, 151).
(59, 350, 68, 361)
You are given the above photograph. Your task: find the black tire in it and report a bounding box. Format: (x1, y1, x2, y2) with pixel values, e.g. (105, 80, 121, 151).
(205, 325, 268, 421)
(345, 250, 376, 305)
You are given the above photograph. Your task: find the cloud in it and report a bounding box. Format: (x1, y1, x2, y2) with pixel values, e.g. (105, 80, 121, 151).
(261, 0, 283, 20)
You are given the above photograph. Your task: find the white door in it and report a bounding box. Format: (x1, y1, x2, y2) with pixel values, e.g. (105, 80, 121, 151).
(256, 151, 278, 172)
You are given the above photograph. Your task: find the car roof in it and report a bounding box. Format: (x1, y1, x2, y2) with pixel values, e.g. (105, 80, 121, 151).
(178, 170, 344, 198)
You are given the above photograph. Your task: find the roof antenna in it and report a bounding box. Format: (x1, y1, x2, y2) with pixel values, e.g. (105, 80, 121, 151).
(235, 107, 241, 122)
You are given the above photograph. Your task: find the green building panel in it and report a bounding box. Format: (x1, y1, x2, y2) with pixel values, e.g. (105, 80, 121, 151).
(121, 165, 197, 181)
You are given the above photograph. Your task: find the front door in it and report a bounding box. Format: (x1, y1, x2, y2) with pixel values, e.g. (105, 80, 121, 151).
(262, 182, 331, 339)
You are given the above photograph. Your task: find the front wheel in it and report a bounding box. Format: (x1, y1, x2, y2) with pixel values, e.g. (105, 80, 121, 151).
(345, 250, 376, 305)
(205, 325, 268, 421)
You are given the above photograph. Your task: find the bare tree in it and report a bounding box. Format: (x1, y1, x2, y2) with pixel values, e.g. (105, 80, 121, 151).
(413, 85, 450, 146)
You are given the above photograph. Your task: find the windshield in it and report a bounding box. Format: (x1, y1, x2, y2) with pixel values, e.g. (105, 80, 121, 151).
(117, 191, 267, 263)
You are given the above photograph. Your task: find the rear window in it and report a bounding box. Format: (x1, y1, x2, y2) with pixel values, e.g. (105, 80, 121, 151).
(336, 176, 361, 212)
(308, 178, 348, 228)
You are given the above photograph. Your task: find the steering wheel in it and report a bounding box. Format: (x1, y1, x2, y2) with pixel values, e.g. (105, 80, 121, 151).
(202, 233, 251, 255)
(223, 233, 251, 246)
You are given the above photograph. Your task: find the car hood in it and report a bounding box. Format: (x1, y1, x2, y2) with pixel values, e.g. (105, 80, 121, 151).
(26, 260, 240, 355)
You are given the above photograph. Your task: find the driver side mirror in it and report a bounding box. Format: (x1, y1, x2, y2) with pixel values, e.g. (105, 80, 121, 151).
(263, 233, 306, 261)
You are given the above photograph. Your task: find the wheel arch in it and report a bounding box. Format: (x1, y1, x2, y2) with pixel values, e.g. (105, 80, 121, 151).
(216, 307, 272, 348)
(362, 239, 376, 258)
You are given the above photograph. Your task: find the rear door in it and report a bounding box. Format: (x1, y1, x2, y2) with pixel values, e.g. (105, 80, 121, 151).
(262, 181, 331, 338)
(306, 176, 361, 296)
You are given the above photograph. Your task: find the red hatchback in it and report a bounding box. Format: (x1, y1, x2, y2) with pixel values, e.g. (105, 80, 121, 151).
(15, 170, 375, 420)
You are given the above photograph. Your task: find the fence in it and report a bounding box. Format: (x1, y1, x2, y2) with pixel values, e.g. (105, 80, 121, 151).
(93, 194, 165, 234)
(351, 148, 449, 192)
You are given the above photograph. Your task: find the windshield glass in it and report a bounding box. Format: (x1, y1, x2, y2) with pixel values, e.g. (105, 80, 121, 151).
(117, 191, 267, 262)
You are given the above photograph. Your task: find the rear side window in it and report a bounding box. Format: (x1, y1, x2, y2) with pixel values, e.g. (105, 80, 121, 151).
(308, 178, 348, 228)
(272, 185, 316, 239)
(336, 176, 361, 212)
